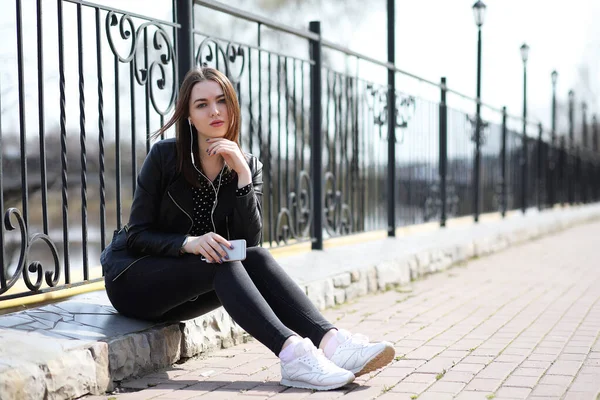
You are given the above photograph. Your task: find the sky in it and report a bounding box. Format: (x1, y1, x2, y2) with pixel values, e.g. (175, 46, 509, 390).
(1, 0, 598, 136)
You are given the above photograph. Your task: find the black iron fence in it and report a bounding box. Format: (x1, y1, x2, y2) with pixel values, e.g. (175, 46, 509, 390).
(1, 0, 599, 301)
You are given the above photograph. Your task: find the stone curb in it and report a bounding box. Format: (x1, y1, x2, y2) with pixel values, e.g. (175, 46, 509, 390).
(1, 205, 599, 399)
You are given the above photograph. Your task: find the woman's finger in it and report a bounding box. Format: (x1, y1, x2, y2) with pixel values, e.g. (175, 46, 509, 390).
(200, 242, 221, 263)
(208, 237, 228, 259)
(212, 233, 233, 250)
(209, 143, 234, 156)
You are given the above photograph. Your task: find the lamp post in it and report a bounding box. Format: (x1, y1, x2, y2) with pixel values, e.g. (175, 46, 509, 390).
(520, 43, 529, 214)
(550, 70, 558, 206)
(472, 0, 486, 222)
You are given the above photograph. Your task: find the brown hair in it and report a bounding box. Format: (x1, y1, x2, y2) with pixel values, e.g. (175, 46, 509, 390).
(153, 67, 241, 187)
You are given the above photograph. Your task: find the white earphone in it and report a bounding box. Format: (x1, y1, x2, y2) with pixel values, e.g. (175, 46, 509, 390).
(188, 118, 225, 233)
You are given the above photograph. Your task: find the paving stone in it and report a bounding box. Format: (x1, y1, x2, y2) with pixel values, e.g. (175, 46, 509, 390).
(529, 384, 568, 397)
(495, 386, 532, 399)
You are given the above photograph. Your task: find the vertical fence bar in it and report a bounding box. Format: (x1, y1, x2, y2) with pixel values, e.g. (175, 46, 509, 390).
(144, 30, 151, 153)
(248, 48, 254, 153)
(95, 8, 106, 251)
(309, 21, 323, 250)
(0, 79, 5, 289)
(130, 63, 137, 195)
(57, 0, 70, 283)
(16, 0, 28, 227)
(387, 0, 396, 237)
(594, 116, 598, 201)
(568, 90, 574, 205)
(501, 107, 508, 217)
(537, 123, 543, 210)
(77, 3, 89, 279)
(284, 58, 290, 199)
(559, 136, 566, 206)
(114, 56, 122, 229)
(277, 56, 282, 229)
(267, 53, 274, 244)
(175, 0, 193, 88)
(473, 27, 482, 223)
(36, 0, 49, 235)
(439, 77, 447, 227)
(582, 103, 588, 203)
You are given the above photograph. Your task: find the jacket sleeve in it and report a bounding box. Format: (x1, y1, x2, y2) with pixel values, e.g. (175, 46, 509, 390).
(234, 157, 263, 247)
(126, 143, 187, 257)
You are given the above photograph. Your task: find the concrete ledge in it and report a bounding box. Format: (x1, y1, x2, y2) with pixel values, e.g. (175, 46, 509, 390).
(1, 204, 599, 399)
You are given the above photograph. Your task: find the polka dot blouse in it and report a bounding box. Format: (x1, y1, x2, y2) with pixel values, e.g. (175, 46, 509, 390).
(189, 168, 252, 237)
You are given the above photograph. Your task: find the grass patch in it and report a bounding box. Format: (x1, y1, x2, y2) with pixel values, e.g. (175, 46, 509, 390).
(410, 395, 418, 399)
(394, 355, 405, 361)
(382, 384, 395, 393)
(486, 394, 495, 399)
(435, 369, 447, 380)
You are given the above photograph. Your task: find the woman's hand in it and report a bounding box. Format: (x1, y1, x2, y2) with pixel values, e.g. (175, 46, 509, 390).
(182, 232, 233, 263)
(206, 138, 252, 187)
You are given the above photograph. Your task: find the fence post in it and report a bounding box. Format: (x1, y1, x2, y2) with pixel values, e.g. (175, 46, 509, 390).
(592, 115, 600, 201)
(439, 77, 448, 227)
(560, 136, 566, 206)
(387, 0, 396, 237)
(537, 123, 543, 210)
(582, 103, 588, 203)
(568, 90, 575, 205)
(501, 106, 507, 217)
(174, 0, 193, 87)
(309, 21, 323, 250)
(521, 126, 527, 214)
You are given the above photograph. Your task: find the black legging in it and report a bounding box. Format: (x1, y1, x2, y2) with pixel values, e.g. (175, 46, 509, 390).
(104, 247, 335, 355)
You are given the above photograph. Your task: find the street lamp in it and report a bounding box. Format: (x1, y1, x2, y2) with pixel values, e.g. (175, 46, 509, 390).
(520, 43, 529, 214)
(472, 0, 486, 222)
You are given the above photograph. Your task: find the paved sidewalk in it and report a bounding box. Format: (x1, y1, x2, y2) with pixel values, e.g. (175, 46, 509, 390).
(93, 220, 600, 400)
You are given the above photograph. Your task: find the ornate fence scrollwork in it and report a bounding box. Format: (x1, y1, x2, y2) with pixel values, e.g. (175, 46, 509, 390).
(275, 171, 313, 245)
(106, 11, 177, 115)
(323, 172, 353, 236)
(423, 182, 459, 222)
(366, 84, 388, 128)
(195, 38, 246, 84)
(0, 208, 60, 295)
(467, 115, 490, 146)
(366, 85, 415, 144)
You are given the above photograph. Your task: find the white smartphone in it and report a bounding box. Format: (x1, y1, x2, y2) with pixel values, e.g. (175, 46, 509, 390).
(201, 239, 246, 262)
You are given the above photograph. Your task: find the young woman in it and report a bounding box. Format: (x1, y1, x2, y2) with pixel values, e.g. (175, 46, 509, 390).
(101, 67, 394, 391)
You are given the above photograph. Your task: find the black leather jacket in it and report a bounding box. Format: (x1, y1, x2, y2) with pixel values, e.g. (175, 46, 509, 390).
(101, 138, 263, 282)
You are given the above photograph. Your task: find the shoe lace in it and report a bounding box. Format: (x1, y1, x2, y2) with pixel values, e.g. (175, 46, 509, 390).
(302, 347, 332, 371)
(348, 333, 369, 345)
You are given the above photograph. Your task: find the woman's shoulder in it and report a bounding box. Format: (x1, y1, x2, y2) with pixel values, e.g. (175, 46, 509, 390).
(243, 152, 263, 171)
(152, 137, 177, 152)
(147, 138, 177, 160)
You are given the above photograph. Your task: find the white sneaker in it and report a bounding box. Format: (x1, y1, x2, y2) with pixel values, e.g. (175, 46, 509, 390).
(280, 338, 355, 390)
(327, 329, 395, 377)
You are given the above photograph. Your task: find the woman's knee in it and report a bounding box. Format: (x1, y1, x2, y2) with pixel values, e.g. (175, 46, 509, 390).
(245, 246, 272, 262)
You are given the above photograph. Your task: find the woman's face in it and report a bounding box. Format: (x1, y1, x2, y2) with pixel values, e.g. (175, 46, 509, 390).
(188, 80, 229, 140)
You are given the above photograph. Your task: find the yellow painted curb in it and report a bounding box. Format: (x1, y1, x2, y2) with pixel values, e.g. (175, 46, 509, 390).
(0, 280, 105, 312)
